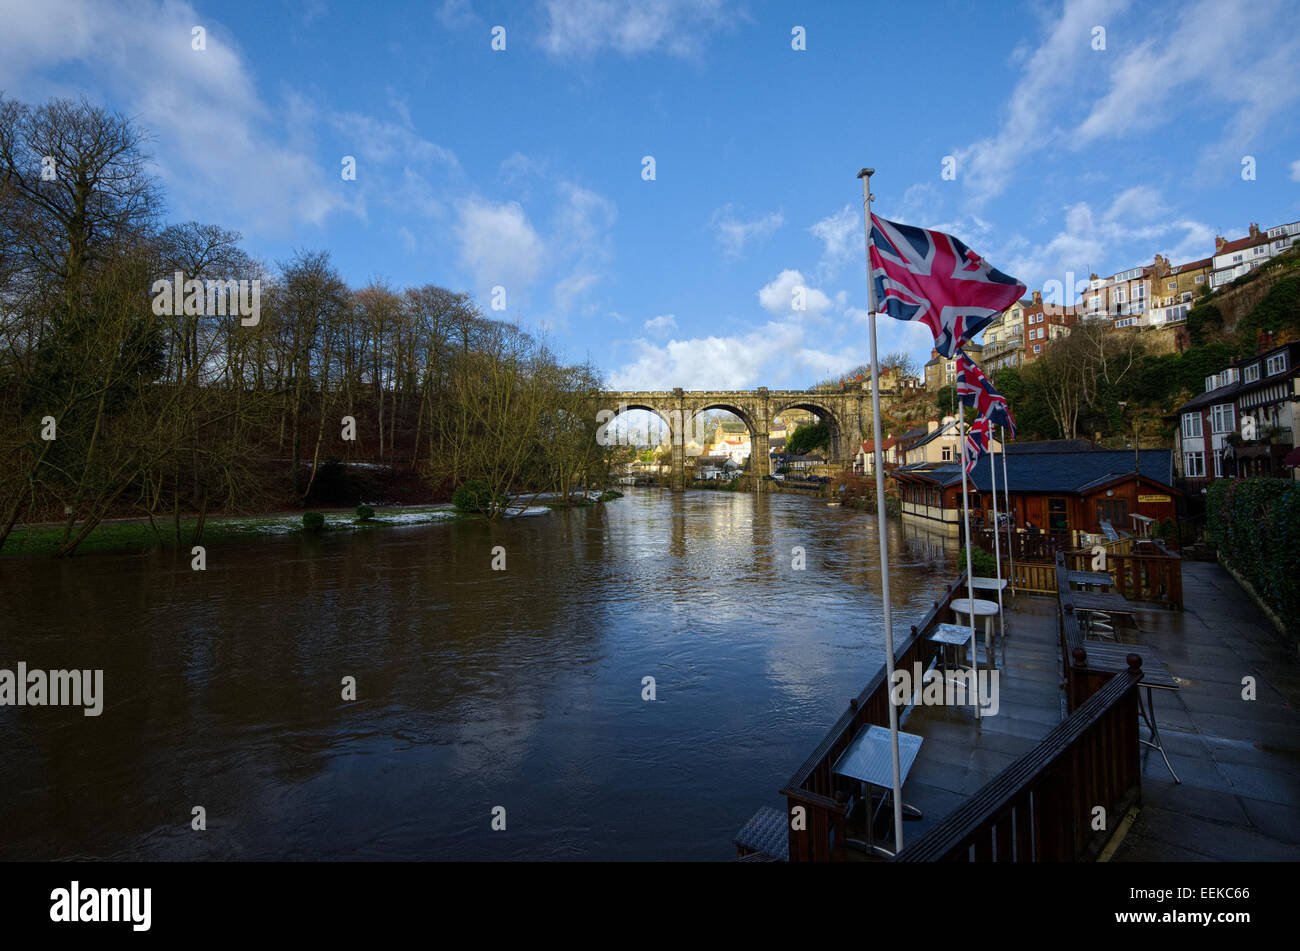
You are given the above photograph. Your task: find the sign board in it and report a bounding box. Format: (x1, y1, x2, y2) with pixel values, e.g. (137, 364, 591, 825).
(1138, 494, 1171, 503)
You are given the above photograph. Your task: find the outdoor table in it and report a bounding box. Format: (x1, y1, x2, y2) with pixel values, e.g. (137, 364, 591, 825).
(928, 622, 975, 672)
(971, 575, 1010, 644)
(1066, 570, 1113, 591)
(1070, 590, 1140, 639)
(832, 725, 924, 858)
(951, 597, 1000, 660)
(1075, 643, 1181, 783)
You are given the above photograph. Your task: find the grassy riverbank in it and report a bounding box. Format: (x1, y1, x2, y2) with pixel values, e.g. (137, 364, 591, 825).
(1, 505, 474, 557)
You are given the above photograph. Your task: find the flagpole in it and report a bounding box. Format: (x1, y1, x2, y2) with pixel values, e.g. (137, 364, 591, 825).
(957, 399, 982, 722)
(858, 167, 905, 854)
(988, 424, 1005, 662)
(1001, 425, 1015, 596)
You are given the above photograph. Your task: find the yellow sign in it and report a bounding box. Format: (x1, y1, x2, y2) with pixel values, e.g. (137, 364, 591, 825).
(1139, 494, 1171, 503)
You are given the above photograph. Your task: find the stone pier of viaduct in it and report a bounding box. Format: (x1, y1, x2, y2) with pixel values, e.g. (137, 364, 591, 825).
(598, 388, 867, 492)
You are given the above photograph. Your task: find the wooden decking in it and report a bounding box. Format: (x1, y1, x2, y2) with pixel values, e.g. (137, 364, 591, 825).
(826, 561, 1300, 860)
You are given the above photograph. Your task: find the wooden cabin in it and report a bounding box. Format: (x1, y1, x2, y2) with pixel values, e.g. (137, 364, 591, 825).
(893, 449, 1180, 538)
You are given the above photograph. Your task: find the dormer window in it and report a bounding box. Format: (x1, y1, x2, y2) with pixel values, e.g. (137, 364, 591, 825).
(1205, 374, 1218, 392)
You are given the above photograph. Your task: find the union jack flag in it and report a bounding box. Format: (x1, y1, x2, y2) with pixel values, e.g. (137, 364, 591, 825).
(962, 417, 994, 474)
(956, 349, 1017, 439)
(869, 214, 1025, 358)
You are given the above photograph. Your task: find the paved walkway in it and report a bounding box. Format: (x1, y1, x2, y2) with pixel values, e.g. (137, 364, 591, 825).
(878, 562, 1300, 860)
(1111, 562, 1300, 861)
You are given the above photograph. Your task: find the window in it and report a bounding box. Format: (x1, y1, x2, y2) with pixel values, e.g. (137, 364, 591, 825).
(1213, 450, 1223, 478)
(1166, 280, 1176, 290)
(941, 446, 952, 462)
(1244, 363, 1260, 383)
(1097, 499, 1128, 526)
(1181, 291, 1192, 303)
(1265, 352, 1288, 375)
(1033, 344, 1042, 354)
(1195, 275, 1205, 283)
(1211, 403, 1234, 434)
(1205, 375, 1218, 392)
(1181, 412, 1202, 439)
(1184, 451, 1206, 477)
(1048, 498, 1069, 532)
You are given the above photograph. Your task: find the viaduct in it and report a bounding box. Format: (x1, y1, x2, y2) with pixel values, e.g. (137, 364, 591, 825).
(598, 388, 868, 491)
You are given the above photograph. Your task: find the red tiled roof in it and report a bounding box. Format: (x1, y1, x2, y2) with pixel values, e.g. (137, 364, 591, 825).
(1218, 234, 1269, 255)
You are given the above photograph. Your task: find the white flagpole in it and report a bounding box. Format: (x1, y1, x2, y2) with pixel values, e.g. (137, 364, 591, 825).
(1001, 425, 1015, 596)
(988, 424, 1005, 658)
(958, 405, 982, 721)
(858, 168, 905, 853)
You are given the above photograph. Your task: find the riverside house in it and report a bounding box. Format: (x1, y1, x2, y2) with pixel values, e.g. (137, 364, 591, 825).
(892, 448, 1179, 541)
(1173, 336, 1300, 489)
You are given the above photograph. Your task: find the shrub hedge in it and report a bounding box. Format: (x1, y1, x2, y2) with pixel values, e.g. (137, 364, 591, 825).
(1207, 477, 1300, 640)
(959, 546, 999, 578)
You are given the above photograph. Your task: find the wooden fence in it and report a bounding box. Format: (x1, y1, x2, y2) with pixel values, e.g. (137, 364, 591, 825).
(1063, 548, 1183, 609)
(892, 554, 1146, 861)
(891, 663, 1142, 862)
(778, 573, 970, 862)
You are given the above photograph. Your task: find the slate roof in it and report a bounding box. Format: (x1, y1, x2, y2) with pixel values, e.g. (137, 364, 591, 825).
(893, 449, 1176, 494)
(1177, 341, 1299, 413)
(1005, 439, 1102, 453)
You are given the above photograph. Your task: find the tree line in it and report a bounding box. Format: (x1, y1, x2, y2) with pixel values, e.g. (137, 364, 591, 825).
(0, 95, 614, 555)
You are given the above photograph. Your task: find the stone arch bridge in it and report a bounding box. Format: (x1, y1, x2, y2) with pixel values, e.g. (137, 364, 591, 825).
(599, 388, 867, 491)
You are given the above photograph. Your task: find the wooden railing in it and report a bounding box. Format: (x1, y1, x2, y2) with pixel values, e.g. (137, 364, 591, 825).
(1063, 548, 1183, 609)
(891, 662, 1142, 862)
(891, 557, 1143, 861)
(779, 573, 970, 862)
(975, 528, 1073, 562)
(1002, 559, 1056, 594)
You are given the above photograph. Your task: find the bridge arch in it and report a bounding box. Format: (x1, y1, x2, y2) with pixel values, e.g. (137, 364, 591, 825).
(772, 398, 848, 461)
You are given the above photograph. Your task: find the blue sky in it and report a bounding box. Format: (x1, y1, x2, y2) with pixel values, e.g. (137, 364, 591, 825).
(2, 0, 1298, 389)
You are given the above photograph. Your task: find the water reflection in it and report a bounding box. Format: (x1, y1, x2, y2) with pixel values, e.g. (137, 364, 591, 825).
(0, 490, 955, 859)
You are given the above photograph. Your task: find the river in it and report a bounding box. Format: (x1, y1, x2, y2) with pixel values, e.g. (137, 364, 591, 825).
(0, 489, 958, 860)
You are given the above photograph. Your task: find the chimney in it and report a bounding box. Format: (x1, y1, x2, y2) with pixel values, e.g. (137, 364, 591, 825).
(1215, 235, 1226, 251)
(1249, 223, 1261, 239)
(927, 419, 939, 433)
(1032, 290, 1042, 304)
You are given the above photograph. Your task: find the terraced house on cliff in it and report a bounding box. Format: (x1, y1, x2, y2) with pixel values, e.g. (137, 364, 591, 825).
(1174, 336, 1300, 489)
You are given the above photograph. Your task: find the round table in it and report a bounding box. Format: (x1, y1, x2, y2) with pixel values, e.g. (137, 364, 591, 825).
(951, 597, 1000, 660)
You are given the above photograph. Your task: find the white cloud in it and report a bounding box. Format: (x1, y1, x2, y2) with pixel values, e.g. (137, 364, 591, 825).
(951, 0, 1119, 205)
(757, 269, 833, 317)
(0, 0, 353, 233)
(1074, 0, 1300, 163)
(644, 314, 677, 334)
(1004, 186, 1213, 293)
(952, 0, 1300, 206)
(455, 198, 545, 291)
(554, 183, 618, 258)
(537, 0, 737, 58)
(1290, 158, 1300, 183)
(437, 0, 480, 29)
(607, 320, 804, 390)
(809, 205, 859, 279)
(554, 271, 599, 313)
(711, 205, 783, 258)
